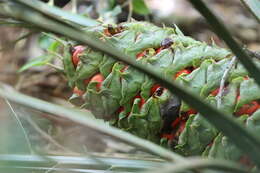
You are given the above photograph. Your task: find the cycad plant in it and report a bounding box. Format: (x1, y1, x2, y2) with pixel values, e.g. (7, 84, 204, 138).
(0, 0, 260, 172)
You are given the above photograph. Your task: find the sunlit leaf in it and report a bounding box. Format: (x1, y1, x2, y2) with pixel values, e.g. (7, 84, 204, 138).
(132, 0, 150, 15)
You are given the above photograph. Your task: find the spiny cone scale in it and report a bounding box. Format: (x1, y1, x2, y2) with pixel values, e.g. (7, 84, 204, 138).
(62, 21, 260, 164)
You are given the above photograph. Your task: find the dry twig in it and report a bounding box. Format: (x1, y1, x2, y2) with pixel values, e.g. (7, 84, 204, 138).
(216, 56, 237, 108)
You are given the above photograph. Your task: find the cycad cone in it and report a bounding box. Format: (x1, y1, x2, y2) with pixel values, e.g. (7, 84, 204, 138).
(63, 21, 260, 163)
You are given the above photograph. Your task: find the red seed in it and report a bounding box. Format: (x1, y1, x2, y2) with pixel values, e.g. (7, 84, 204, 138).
(120, 66, 129, 72)
(235, 101, 259, 116)
(175, 69, 191, 79)
(116, 106, 131, 117)
(187, 109, 198, 115)
(239, 155, 253, 167)
(104, 28, 112, 37)
(90, 74, 104, 91)
(104, 25, 124, 37)
(150, 84, 161, 95)
(84, 78, 91, 85)
(235, 92, 241, 105)
(72, 45, 85, 67)
(171, 117, 182, 128)
(73, 86, 84, 96)
(207, 142, 213, 147)
(155, 47, 163, 54)
(117, 106, 125, 113)
(133, 95, 146, 109)
(136, 51, 146, 59)
(244, 76, 249, 80)
(161, 133, 174, 140)
(211, 88, 220, 96)
(171, 120, 186, 139)
(178, 121, 186, 133)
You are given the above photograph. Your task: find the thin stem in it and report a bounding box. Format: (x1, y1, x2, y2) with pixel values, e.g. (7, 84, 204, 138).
(240, 0, 260, 23)
(42, 32, 67, 46)
(45, 162, 60, 173)
(47, 50, 63, 60)
(4, 99, 33, 154)
(46, 63, 63, 73)
(216, 56, 237, 108)
(127, 0, 133, 22)
(71, 0, 77, 14)
(23, 115, 74, 153)
(48, 0, 54, 6)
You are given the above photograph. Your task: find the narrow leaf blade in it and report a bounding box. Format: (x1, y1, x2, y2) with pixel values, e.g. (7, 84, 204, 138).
(18, 55, 52, 72)
(241, 0, 260, 22)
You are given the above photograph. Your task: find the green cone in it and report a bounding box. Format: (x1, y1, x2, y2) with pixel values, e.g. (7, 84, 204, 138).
(64, 21, 260, 163)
